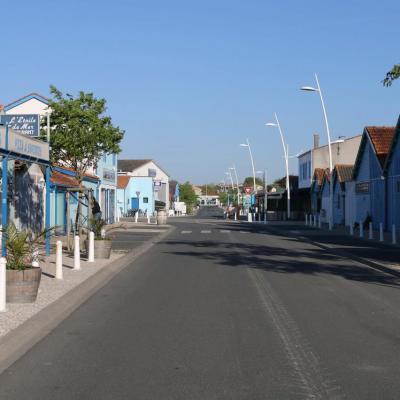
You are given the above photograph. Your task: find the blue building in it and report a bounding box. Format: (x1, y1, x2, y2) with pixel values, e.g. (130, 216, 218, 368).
(351, 126, 395, 230)
(384, 116, 400, 233)
(332, 165, 353, 226)
(96, 153, 117, 224)
(117, 175, 155, 217)
(319, 171, 331, 224)
(310, 168, 325, 214)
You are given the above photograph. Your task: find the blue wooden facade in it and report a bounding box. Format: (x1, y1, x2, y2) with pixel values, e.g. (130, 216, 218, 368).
(384, 117, 400, 233)
(352, 127, 395, 230)
(332, 165, 353, 226)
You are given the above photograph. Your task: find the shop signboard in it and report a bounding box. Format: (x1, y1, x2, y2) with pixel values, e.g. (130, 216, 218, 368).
(0, 127, 49, 161)
(153, 180, 162, 191)
(1, 114, 40, 137)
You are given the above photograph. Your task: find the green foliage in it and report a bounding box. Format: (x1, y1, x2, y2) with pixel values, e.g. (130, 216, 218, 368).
(87, 218, 125, 240)
(199, 184, 220, 195)
(179, 182, 198, 213)
(242, 176, 263, 188)
(383, 64, 400, 86)
(45, 85, 124, 183)
(1, 224, 54, 270)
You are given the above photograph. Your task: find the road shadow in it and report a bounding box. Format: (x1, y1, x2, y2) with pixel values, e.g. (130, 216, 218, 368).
(163, 237, 400, 289)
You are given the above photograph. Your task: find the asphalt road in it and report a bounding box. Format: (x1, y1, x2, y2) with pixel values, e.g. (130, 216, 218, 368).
(1, 207, 400, 399)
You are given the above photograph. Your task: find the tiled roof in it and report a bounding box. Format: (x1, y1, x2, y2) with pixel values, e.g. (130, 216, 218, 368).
(313, 168, 326, 186)
(366, 126, 396, 167)
(53, 164, 99, 180)
(335, 164, 354, 183)
(118, 159, 152, 172)
(117, 175, 130, 189)
(51, 170, 80, 188)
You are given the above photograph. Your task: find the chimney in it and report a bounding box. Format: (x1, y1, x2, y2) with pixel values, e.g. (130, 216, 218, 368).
(313, 134, 320, 149)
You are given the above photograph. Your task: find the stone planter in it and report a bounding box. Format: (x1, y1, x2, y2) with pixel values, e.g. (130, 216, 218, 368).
(85, 239, 112, 259)
(157, 210, 167, 225)
(6, 268, 42, 303)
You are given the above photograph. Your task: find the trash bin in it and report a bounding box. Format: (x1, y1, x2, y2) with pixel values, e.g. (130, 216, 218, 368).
(157, 210, 167, 225)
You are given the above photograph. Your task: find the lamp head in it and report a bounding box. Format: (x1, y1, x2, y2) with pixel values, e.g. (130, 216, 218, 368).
(240, 143, 248, 147)
(265, 122, 277, 127)
(301, 86, 319, 92)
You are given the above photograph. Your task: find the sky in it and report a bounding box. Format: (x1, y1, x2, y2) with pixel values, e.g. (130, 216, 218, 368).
(2, 0, 400, 184)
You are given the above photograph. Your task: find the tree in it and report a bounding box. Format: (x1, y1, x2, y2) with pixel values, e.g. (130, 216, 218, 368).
(46, 85, 124, 228)
(383, 64, 400, 86)
(242, 176, 263, 188)
(179, 182, 198, 213)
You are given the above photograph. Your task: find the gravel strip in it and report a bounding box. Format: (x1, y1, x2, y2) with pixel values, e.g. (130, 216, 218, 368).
(0, 251, 124, 339)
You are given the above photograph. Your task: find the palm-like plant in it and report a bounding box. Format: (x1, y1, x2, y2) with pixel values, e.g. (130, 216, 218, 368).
(1, 224, 53, 270)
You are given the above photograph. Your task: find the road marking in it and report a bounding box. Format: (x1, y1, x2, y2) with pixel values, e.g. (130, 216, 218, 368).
(201, 230, 211, 234)
(220, 230, 230, 233)
(240, 231, 248, 234)
(181, 231, 192, 234)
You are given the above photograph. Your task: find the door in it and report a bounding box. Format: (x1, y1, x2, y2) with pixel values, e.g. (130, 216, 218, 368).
(131, 197, 139, 209)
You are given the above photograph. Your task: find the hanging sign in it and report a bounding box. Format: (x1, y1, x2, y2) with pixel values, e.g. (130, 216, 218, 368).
(1, 114, 40, 137)
(0, 127, 49, 161)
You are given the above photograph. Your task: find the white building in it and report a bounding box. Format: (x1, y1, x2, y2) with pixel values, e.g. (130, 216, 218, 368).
(117, 159, 170, 210)
(298, 134, 362, 190)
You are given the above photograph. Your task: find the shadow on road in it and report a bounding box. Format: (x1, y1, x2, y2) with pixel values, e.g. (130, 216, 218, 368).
(163, 235, 400, 289)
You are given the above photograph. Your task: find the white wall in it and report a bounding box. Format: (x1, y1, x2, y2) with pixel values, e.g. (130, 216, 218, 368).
(6, 98, 49, 115)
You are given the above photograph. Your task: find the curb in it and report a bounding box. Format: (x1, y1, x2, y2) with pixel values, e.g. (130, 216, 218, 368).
(0, 225, 176, 375)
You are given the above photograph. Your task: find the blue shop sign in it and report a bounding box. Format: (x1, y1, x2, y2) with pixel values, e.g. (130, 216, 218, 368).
(1, 114, 40, 137)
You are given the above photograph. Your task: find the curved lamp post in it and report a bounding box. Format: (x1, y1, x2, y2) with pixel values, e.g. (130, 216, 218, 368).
(229, 166, 241, 205)
(240, 138, 256, 194)
(266, 113, 291, 219)
(301, 73, 333, 230)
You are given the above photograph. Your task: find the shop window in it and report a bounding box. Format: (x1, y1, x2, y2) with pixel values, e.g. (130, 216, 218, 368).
(143, 197, 148, 203)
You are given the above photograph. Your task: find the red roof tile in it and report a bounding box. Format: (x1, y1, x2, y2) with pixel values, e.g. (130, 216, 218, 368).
(313, 168, 327, 186)
(117, 175, 130, 189)
(335, 164, 354, 183)
(51, 171, 80, 188)
(366, 126, 396, 167)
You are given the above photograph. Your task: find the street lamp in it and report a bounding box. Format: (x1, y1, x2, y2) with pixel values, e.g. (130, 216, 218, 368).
(301, 73, 333, 230)
(229, 166, 241, 205)
(266, 113, 291, 219)
(239, 138, 256, 193)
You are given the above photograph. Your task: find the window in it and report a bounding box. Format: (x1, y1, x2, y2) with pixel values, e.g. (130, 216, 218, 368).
(356, 182, 370, 194)
(143, 197, 149, 203)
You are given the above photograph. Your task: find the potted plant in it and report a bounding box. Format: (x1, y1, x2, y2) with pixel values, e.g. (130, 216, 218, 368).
(84, 218, 113, 259)
(2, 224, 51, 303)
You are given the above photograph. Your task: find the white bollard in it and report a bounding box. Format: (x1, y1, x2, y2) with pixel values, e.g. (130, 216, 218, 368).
(379, 223, 384, 242)
(253, 213, 256, 223)
(392, 224, 396, 245)
(350, 223, 354, 236)
(73, 235, 81, 270)
(318, 215, 321, 228)
(369, 222, 373, 240)
(359, 222, 364, 238)
(264, 212, 267, 225)
(135, 212, 138, 223)
(56, 240, 63, 279)
(0, 257, 6, 312)
(305, 214, 308, 226)
(147, 214, 150, 224)
(32, 247, 39, 268)
(234, 212, 237, 221)
(88, 232, 95, 263)
(248, 213, 252, 223)
(313, 215, 317, 227)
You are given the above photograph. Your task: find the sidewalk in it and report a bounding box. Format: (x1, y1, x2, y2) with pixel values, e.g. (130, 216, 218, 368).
(0, 225, 174, 373)
(272, 221, 400, 274)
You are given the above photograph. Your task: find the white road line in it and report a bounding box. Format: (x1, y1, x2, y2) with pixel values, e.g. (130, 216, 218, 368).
(181, 231, 192, 234)
(220, 230, 230, 233)
(240, 231, 249, 234)
(201, 230, 211, 234)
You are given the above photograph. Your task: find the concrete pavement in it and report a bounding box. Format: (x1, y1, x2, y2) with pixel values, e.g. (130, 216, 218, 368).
(1, 208, 400, 399)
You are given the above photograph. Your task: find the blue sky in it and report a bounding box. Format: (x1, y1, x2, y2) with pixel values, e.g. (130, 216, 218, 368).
(2, 0, 400, 184)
